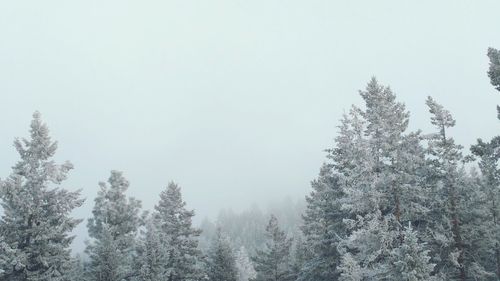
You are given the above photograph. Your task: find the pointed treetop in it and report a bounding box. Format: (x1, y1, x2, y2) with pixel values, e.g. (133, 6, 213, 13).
(155, 181, 189, 214)
(426, 96, 456, 131)
(0, 111, 83, 280)
(14, 111, 59, 164)
(359, 77, 410, 136)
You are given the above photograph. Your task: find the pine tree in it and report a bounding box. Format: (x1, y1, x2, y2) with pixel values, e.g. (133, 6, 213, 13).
(0, 112, 84, 281)
(425, 97, 469, 280)
(235, 246, 256, 281)
(487, 47, 500, 118)
(253, 215, 293, 281)
(299, 164, 346, 281)
(87, 224, 121, 281)
(359, 78, 427, 225)
(289, 234, 309, 281)
(206, 229, 238, 281)
(154, 182, 203, 281)
(470, 136, 500, 280)
(86, 171, 142, 281)
(136, 216, 168, 281)
(386, 223, 437, 281)
(338, 78, 429, 279)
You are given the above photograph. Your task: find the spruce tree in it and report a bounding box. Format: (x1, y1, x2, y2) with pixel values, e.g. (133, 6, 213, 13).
(470, 137, 500, 280)
(425, 97, 469, 280)
(206, 229, 238, 281)
(235, 246, 256, 281)
(0, 112, 84, 281)
(299, 164, 345, 281)
(154, 182, 203, 281)
(253, 215, 293, 281)
(358, 78, 427, 225)
(386, 223, 436, 281)
(300, 106, 371, 281)
(487, 47, 500, 118)
(86, 171, 142, 281)
(338, 78, 429, 279)
(136, 216, 168, 281)
(289, 234, 309, 281)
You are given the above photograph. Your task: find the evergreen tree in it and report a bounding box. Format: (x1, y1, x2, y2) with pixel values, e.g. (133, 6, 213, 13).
(466, 46, 500, 279)
(253, 215, 293, 281)
(235, 246, 256, 281)
(300, 106, 373, 281)
(386, 223, 437, 281)
(0, 112, 84, 281)
(299, 164, 346, 281)
(86, 171, 142, 281)
(154, 182, 203, 281)
(358, 78, 427, 225)
(289, 234, 309, 281)
(487, 47, 500, 118)
(206, 229, 238, 281)
(425, 97, 469, 280)
(338, 78, 429, 279)
(87, 224, 121, 281)
(470, 136, 500, 280)
(136, 216, 168, 281)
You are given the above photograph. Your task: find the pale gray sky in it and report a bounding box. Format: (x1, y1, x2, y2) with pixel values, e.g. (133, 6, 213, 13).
(1, 1, 499, 252)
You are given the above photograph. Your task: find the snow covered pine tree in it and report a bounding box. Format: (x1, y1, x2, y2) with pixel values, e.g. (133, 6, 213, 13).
(0, 112, 84, 281)
(253, 215, 293, 281)
(425, 97, 472, 280)
(136, 216, 169, 281)
(86, 171, 142, 281)
(154, 182, 204, 281)
(487, 47, 500, 119)
(336, 78, 432, 280)
(235, 246, 256, 281)
(206, 228, 238, 281)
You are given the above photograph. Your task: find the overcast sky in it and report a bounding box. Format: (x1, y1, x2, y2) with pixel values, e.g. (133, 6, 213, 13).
(1, 1, 499, 252)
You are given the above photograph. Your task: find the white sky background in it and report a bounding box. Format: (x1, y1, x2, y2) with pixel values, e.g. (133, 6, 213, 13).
(1, 1, 499, 253)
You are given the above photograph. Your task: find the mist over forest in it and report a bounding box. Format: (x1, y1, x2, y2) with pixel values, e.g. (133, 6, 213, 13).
(1, 1, 500, 281)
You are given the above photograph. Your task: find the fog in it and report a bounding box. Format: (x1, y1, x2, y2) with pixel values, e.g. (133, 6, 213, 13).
(1, 1, 499, 253)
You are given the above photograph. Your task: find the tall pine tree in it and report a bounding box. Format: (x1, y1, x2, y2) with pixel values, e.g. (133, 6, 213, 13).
(299, 164, 345, 281)
(253, 215, 293, 281)
(135, 216, 168, 281)
(154, 182, 203, 281)
(425, 96, 470, 280)
(206, 228, 238, 281)
(0, 112, 84, 281)
(470, 136, 500, 280)
(86, 171, 142, 281)
(338, 78, 429, 279)
(235, 246, 256, 281)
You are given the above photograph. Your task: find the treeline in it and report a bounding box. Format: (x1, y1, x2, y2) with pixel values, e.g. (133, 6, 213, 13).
(198, 199, 305, 255)
(0, 48, 499, 281)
